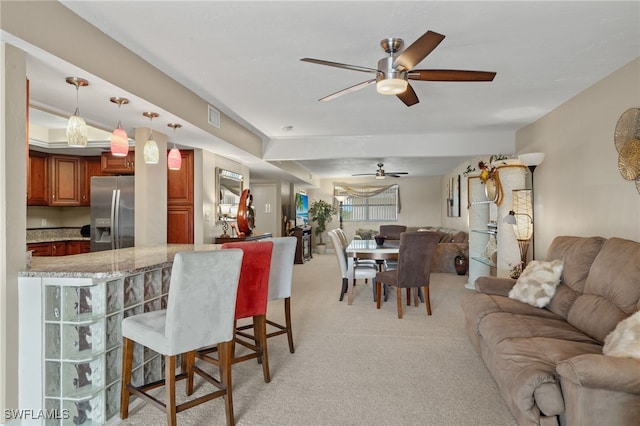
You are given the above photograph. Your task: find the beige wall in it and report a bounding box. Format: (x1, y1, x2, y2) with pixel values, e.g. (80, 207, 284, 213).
(517, 58, 640, 258)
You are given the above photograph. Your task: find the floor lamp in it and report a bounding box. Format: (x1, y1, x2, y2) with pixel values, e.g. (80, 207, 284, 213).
(517, 152, 545, 259)
(334, 195, 347, 229)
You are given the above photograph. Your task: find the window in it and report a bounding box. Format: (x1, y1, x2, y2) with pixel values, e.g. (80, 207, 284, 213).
(334, 184, 399, 222)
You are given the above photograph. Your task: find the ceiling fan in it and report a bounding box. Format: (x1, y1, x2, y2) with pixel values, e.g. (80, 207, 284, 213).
(300, 30, 496, 106)
(352, 163, 408, 179)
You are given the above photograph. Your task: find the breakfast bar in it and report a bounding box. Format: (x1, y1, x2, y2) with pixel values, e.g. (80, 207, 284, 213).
(18, 244, 220, 425)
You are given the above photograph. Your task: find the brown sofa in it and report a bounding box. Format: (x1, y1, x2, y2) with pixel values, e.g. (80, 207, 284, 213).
(460, 236, 640, 425)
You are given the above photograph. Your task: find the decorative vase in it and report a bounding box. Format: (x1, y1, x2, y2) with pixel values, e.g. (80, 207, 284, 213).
(454, 255, 468, 275)
(484, 178, 498, 202)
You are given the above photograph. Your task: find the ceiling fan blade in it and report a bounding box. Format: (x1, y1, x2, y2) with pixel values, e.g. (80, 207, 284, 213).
(393, 31, 445, 71)
(408, 69, 497, 81)
(396, 83, 419, 106)
(319, 79, 376, 102)
(352, 173, 375, 176)
(387, 172, 409, 175)
(301, 58, 379, 74)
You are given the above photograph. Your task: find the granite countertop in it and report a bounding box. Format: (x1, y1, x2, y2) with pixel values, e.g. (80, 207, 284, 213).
(20, 244, 221, 279)
(27, 228, 90, 244)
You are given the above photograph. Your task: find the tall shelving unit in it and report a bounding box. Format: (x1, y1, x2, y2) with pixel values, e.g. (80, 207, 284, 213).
(467, 164, 526, 289)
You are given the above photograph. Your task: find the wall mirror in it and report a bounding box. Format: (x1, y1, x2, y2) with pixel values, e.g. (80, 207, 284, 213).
(217, 168, 243, 221)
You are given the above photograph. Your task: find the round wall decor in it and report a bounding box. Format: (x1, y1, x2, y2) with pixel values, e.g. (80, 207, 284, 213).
(614, 108, 640, 193)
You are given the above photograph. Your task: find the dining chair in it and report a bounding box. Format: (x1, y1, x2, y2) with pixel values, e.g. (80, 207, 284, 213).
(328, 229, 378, 301)
(197, 241, 274, 383)
(236, 236, 297, 353)
(120, 250, 244, 426)
(375, 232, 440, 318)
(335, 228, 378, 269)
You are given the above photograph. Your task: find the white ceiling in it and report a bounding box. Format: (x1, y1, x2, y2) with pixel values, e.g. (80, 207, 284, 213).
(17, 1, 640, 181)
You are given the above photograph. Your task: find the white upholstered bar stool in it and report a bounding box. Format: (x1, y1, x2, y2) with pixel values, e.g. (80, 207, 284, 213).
(237, 236, 298, 353)
(120, 250, 243, 426)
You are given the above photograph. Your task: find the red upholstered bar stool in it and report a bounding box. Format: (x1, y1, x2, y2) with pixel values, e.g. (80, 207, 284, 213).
(120, 250, 244, 426)
(197, 241, 274, 382)
(236, 237, 297, 353)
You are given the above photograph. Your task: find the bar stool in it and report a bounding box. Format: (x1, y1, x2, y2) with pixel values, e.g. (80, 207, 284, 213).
(198, 241, 274, 382)
(120, 249, 244, 426)
(236, 237, 297, 353)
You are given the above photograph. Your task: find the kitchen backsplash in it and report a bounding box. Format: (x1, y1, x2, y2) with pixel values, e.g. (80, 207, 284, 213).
(27, 206, 90, 229)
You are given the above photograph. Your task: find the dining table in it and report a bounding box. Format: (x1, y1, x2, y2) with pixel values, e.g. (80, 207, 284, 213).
(345, 239, 399, 305)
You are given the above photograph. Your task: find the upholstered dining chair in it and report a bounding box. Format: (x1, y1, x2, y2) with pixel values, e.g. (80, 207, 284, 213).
(328, 229, 378, 301)
(375, 232, 440, 318)
(379, 224, 407, 241)
(197, 241, 274, 383)
(236, 237, 297, 353)
(120, 250, 244, 426)
(335, 228, 378, 269)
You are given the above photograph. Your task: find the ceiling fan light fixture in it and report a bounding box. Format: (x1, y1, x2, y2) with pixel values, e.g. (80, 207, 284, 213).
(376, 78, 408, 95)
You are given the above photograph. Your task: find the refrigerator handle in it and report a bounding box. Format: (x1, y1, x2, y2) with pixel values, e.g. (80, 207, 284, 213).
(114, 189, 121, 249)
(110, 189, 117, 250)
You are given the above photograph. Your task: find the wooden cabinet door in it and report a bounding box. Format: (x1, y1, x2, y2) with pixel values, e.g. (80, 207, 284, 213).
(50, 155, 81, 206)
(101, 151, 135, 174)
(167, 206, 194, 243)
(27, 150, 49, 206)
(167, 150, 194, 205)
(66, 240, 90, 255)
(28, 242, 52, 256)
(50, 242, 66, 256)
(82, 156, 106, 206)
(167, 150, 194, 244)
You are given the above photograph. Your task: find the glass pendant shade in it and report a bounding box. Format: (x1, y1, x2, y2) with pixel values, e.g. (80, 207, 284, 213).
(110, 126, 129, 156)
(66, 112, 88, 147)
(167, 148, 182, 170)
(144, 138, 159, 164)
(65, 77, 89, 147)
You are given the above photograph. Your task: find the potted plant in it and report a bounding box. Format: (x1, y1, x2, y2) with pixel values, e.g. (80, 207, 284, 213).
(308, 199, 337, 254)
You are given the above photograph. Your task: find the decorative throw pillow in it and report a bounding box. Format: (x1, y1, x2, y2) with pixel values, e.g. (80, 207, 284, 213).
(355, 228, 375, 240)
(603, 311, 640, 359)
(508, 260, 564, 308)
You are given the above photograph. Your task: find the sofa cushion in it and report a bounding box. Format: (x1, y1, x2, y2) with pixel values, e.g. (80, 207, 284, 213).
(603, 311, 640, 359)
(508, 260, 564, 308)
(568, 237, 640, 343)
(479, 312, 600, 349)
(544, 236, 606, 319)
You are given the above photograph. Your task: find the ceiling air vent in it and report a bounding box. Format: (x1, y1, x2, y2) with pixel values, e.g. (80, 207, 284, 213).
(208, 105, 221, 128)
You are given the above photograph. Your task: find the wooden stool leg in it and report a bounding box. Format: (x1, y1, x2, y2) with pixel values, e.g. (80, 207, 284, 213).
(396, 288, 403, 319)
(376, 281, 382, 309)
(254, 315, 271, 383)
(424, 285, 432, 316)
(218, 341, 235, 426)
(185, 351, 195, 395)
(120, 337, 134, 419)
(284, 297, 295, 353)
(165, 355, 177, 426)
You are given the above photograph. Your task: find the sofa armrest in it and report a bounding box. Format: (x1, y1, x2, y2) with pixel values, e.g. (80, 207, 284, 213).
(557, 354, 640, 394)
(474, 276, 516, 296)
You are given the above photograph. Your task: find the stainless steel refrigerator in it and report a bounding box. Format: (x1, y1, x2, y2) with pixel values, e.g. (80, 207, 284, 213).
(90, 176, 135, 252)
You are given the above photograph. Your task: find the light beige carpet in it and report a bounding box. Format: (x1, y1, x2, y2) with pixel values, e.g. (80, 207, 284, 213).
(118, 253, 516, 425)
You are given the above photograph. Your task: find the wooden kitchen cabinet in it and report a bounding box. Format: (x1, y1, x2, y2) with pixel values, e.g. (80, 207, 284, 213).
(50, 154, 82, 206)
(66, 240, 91, 254)
(27, 150, 49, 206)
(167, 150, 194, 243)
(82, 156, 107, 206)
(101, 150, 135, 174)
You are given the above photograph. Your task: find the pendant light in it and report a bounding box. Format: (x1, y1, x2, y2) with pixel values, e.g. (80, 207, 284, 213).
(167, 123, 182, 170)
(109, 97, 130, 156)
(142, 112, 160, 164)
(65, 77, 89, 147)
